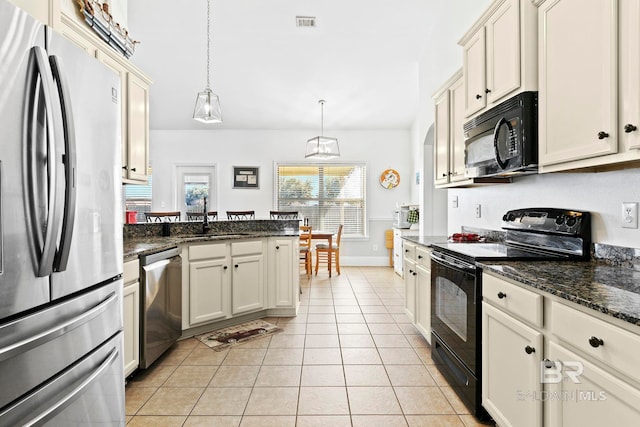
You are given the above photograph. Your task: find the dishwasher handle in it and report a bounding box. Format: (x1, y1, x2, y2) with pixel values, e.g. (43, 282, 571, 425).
(140, 247, 180, 265)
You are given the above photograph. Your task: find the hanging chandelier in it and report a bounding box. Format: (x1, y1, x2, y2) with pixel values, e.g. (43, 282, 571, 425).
(193, 0, 222, 123)
(305, 99, 340, 159)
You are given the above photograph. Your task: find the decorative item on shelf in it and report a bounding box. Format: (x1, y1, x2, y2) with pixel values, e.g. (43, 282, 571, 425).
(305, 99, 340, 159)
(78, 0, 139, 58)
(379, 168, 400, 189)
(407, 208, 419, 224)
(193, 0, 223, 123)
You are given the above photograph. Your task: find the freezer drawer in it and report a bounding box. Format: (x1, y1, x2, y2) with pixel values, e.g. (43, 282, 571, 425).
(0, 332, 124, 426)
(0, 279, 123, 410)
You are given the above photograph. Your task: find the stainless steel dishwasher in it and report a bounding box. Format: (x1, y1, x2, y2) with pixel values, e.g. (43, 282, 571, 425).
(139, 247, 182, 369)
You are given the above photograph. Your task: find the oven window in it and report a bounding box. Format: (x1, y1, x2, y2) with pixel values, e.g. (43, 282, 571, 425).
(435, 277, 468, 341)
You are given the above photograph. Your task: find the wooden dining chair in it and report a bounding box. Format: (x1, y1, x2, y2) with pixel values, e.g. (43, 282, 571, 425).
(299, 225, 312, 277)
(226, 210, 255, 220)
(315, 224, 343, 276)
(145, 211, 181, 222)
(186, 211, 218, 221)
(270, 210, 299, 220)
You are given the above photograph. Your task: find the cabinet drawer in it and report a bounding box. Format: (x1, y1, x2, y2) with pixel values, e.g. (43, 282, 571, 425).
(551, 301, 640, 384)
(123, 259, 139, 284)
(483, 273, 543, 327)
(189, 243, 226, 261)
(415, 246, 432, 269)
(403, 242, 417, 261)
(231, 240, 263, 256)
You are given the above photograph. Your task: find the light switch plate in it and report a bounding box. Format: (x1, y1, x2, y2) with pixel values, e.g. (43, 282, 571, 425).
(622, 202, 638, 229)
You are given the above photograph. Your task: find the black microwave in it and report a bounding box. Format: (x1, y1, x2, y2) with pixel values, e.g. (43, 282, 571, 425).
(464, 91, 538, 178)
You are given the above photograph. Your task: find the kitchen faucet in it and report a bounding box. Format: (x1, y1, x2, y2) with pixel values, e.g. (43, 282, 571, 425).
(202, 196, 210, 234)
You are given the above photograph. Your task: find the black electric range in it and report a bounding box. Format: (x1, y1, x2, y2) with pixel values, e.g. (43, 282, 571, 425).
(429, 208, 591, 421)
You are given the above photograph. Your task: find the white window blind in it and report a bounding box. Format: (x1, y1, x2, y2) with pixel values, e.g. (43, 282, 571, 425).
(276, 163, 367, 237)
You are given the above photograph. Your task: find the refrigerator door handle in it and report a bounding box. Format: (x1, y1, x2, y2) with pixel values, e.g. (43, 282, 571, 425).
(49, 55, 77, 272)
(0, 291, 117, 363)
(25, 46, 65, 277)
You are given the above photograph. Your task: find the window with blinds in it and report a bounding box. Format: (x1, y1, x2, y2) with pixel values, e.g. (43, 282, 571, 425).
(275, 163, 367, 237)
(124, 168, 152, 222)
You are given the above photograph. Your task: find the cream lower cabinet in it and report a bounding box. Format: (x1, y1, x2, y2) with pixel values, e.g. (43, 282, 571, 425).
(231, 240, 266, 315)
(483, 271, 640, 427)
(188, 243, 230, 325)
(414, 246, 432, 344)
(267, 237, 300, 313)
(123, 258, 140, 377)
(403, 241, 417, 322)
(482, 302, 543, 427)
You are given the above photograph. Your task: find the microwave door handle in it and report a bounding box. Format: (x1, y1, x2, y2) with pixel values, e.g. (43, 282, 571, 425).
(493, 117, 510, 170)
(49, 55, 76, 272)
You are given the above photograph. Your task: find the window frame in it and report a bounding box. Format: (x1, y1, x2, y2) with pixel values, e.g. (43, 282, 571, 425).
(274, 161, 368, 238)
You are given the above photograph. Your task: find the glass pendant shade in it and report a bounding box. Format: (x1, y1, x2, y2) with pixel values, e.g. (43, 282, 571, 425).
(305, 136, 340, 159)
(305, 99, 340, 159)
(193, 88, 222, 123)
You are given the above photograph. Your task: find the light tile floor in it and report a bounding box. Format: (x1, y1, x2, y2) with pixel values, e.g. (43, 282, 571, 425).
(125, 266, 492, 426)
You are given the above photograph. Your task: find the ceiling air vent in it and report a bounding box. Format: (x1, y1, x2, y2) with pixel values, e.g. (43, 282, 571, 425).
(296, 16, 316, 28)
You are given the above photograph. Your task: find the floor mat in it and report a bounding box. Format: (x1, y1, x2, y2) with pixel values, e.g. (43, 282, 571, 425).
(195, 319, 282, 351)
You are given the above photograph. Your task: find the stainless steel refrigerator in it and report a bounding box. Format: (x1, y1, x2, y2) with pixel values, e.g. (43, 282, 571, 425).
(0, 1, 125, 424)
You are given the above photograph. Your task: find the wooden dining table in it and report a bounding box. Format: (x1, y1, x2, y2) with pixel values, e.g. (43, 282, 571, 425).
(310, 230, 336, 276)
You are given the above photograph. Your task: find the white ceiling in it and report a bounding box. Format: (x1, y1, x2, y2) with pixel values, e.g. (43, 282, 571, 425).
(127, 0, 455, 131)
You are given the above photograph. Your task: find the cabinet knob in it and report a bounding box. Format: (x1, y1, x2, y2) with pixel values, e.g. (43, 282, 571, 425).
(412, 271, 417, 276)
(130, 167, 137, 172)
(543, 358, 555, 369)
(525, 345, 535, 355)
(597, 131, 609, 139)
(408, 269, 414, 274)
(234, 264, 239, 268)
(475, 94, 482, 100)
(624, 124, 637, 133)
(223, 265, 228, 270)
(418, 255, 423, 259)
(497, 291, 507, 299)
(441, 173, 447, 177)
(276, 245, 280, 250)
(122, 166, 128, 170)
(485, 88, 491, 94)
(589, 336, 604, 348)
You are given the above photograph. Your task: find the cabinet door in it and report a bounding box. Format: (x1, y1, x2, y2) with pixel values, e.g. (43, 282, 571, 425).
(189, 258, 230, 324)
(619, 0, 640, 151)
(232, 254, 265, 315)
(463, 26, 487, 117)
(270, 238, 296, 308)
(546, 341, 640, 427)
(449, 76, 467, 181)
(96, 51, 128, 179)
(486, 0, 520, 104)
(403, 259, 417, 322)
(538, 0, 618, 166)
(434, 90, 450, 186)
(126, 72, 150, 182)
(415, 265, 431, 343)
(123, 280, 140, 377)
(482, 302, 542, 427)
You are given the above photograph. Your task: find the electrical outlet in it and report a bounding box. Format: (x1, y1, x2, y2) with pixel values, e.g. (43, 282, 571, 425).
(452, 195, 459, 208)
(475, 203, 481, 218)
(622, 202, 638, 229)
(373, 244, 378, 251)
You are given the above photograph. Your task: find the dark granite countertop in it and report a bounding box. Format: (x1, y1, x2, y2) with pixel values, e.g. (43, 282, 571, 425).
(402, 235, 449, 247)
(124, 231, 299, 261)
(479, 260, 640, 327)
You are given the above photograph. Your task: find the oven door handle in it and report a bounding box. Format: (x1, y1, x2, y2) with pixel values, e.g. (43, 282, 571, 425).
(430, 252, 476, 274)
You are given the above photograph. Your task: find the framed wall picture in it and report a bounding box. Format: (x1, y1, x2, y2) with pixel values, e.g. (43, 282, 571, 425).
(233, 166, 259, 189)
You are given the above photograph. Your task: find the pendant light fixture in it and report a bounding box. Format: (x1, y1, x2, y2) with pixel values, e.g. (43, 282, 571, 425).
(305, 99, 340, 159)
(193, 0, 222, 123)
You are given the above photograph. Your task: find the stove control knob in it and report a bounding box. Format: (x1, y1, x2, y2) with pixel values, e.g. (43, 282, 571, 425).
(555, 216, 565, 225)
(566, 217, 577, 227)
(505, 213, 516, 222)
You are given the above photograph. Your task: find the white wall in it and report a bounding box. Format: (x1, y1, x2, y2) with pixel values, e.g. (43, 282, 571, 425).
(448, 169, 640, 247)
(150, 128, 414, 265)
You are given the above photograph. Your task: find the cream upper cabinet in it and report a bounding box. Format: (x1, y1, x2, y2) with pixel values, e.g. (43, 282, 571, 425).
(537, 0, 640, 172)
(125, 72, 150, 183)
(433, 69, 470, 188)
(537, 0, 618, 167)
(460, 0, 537, 118)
